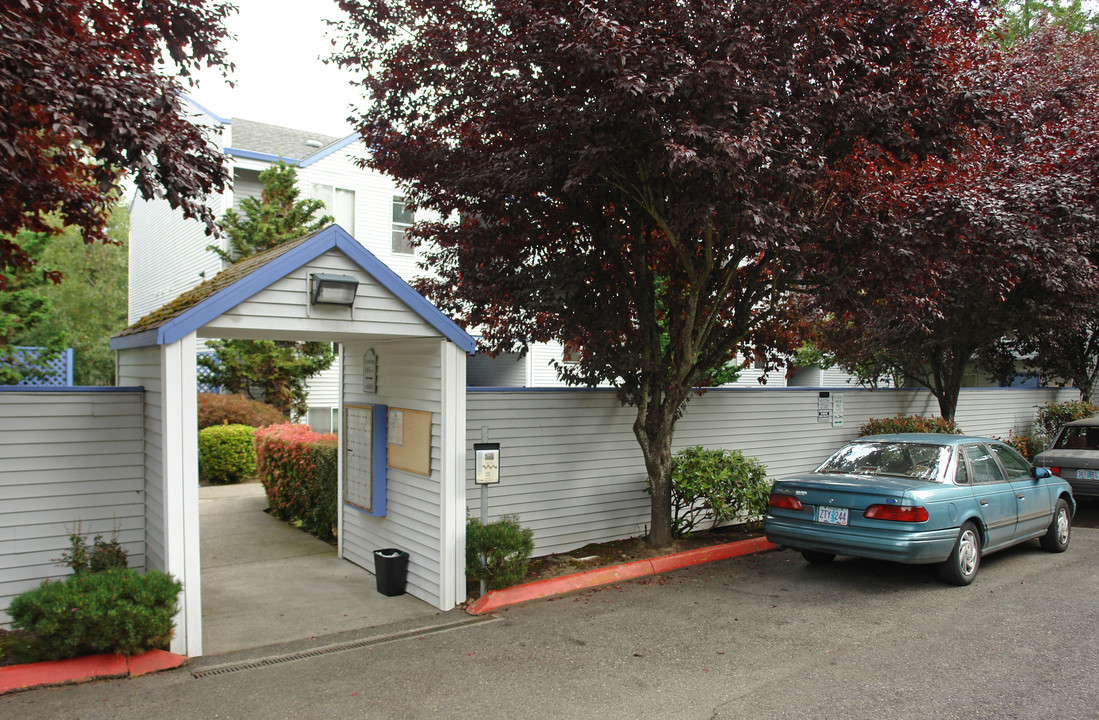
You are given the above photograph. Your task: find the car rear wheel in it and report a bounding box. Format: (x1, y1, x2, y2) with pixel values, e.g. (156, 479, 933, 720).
(1039, 499, 1071, 553)
(939, 521, 980, 586)
(801, 550, 836, 564)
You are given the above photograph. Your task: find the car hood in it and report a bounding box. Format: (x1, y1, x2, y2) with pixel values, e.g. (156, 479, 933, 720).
(1033, 449, 1099, 469)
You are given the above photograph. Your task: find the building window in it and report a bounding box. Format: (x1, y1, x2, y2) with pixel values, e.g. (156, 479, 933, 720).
(312, 183, 356, 234)
(392, 196, 415, 254)
(562, 343, 581, 365)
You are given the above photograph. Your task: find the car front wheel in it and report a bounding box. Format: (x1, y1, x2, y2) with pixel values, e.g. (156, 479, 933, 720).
(1039, 498, 1071, 553)
(939, 522, 981, 586)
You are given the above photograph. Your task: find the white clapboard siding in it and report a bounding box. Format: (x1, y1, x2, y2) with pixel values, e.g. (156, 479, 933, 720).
(0, 390, 145, 627)
(466, 386, 1079, 557)
(200, 250, 439, 342)
(341, 338, 448, 607)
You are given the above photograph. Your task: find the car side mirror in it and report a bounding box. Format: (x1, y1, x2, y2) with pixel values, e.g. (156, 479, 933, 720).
(1030, 466, 1052, 480)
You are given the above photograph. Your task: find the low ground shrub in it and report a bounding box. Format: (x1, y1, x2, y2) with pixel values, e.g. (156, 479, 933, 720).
(197, 393, 285, 430)
(57, 529, 129, 575)
(198, 424, 257, 484)
(1033, 400, 1099, 446)
(255, 423, 338, 541)
(859, 414, 962, 436)
(996, 429, 1045, 461)
(667, 446, 771, 538)
(7, 569, 181, 661)
(466, 516, 534, 591)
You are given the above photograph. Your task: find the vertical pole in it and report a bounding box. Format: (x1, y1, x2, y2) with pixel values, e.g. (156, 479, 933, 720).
(479, 425, 489, 597)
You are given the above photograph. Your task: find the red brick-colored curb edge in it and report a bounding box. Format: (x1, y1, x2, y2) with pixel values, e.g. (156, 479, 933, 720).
(0, 648, 187, 695)
(468, 535, 775, 615)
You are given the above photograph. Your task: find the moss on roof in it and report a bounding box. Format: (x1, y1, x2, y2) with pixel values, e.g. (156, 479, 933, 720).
(114, 228, 326, 339)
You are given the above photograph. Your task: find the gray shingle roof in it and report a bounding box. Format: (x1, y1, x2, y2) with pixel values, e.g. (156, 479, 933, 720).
(229, 118, 342, 159)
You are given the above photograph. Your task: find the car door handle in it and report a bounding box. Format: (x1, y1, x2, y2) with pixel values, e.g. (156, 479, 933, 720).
(979, 499, 989, 506)
(1017, 493, 1025, 499)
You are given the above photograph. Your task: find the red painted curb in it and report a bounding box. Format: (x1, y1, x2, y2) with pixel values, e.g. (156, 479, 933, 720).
(468, 535, 774, 615)
(0, 649, 188, 695)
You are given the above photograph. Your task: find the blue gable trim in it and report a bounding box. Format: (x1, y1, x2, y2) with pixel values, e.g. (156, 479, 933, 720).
(180, 94, 231, 125)
(112, 226, 475, 354)
(225, 147, 302, 165)
(298, 133, 362, 168)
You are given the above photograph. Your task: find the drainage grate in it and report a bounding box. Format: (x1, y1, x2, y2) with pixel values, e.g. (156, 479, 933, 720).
(191, 614, 499, 679)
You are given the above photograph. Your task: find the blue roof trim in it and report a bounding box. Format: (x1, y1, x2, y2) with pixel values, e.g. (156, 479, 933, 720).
(225, 147, 302, 165)
(298, 133, 362, 168)
(180, 94, 231, 124)
(330, 233, 475, 353)
(112, 225, 475, 353)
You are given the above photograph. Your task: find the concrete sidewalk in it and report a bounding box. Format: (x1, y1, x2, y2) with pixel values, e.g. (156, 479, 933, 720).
(199, 483, 439, 656)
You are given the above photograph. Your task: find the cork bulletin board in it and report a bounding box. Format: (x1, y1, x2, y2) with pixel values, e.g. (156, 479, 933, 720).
(387, 408, 432, 476)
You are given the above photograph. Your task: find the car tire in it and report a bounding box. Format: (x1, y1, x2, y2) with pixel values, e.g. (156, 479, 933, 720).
(939, 521, 980, 586)
(1039, 498, 1071, 553)
(801, 550, 836, 564)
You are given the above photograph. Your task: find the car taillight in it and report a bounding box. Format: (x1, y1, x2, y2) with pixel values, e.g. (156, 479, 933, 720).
(864, 504, 928, 522)
(1049, 466, 1061, 477)
(768, 493, 804, 511)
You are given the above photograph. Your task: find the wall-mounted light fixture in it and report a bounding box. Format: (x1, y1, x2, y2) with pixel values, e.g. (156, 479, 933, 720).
(310, 273, 359, 306)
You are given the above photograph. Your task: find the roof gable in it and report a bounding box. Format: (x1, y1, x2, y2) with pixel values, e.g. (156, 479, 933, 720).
(111, 225, 475, 354)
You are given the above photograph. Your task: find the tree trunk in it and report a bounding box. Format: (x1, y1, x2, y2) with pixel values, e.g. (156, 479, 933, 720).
(632, 393, 683, 549)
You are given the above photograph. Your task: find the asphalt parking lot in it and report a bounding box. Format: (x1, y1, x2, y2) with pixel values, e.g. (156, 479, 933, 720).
(5, 515, 1097, 720)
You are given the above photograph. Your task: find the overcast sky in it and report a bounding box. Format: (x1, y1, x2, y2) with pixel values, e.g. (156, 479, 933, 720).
(185, 0, 360, 138)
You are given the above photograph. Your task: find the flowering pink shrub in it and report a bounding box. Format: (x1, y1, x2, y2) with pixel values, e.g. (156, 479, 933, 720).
(254, 423, 338, 541)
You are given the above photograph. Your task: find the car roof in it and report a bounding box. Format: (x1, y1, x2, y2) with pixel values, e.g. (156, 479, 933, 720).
(1061, 415, 1099, 428)
(856, 433, 1001, 446)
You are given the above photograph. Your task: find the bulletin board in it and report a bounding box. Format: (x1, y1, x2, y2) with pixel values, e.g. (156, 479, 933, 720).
(387, 408, 432, 476)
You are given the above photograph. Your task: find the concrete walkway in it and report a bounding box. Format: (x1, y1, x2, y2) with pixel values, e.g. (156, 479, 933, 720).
(199, 483, 439, 656)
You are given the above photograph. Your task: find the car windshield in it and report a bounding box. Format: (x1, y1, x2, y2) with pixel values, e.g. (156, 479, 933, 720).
(816, 442, 952, 482)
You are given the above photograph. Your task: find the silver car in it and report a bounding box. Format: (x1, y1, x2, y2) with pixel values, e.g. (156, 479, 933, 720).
(1033, 416, 1099, 498)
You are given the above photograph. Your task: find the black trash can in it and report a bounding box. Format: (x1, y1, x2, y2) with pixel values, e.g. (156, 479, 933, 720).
(373, 548, 409, 596)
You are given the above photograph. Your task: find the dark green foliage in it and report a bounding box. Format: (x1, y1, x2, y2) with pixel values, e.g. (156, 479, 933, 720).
(996, 429, 1045, 460)
(466, 516, 535, 591)
(196, 339, 335, 418)
(1033, 400, 1099, 444)
(7, 569, 181, 660)
(859, 415, 963, 437)
(197, 392, 286, 430)
(198, 424, 257, 484)
(208, 160, 332, 263)
(254, 424, 339, 541)
(57, 530, 129, 575)
(666, 446, 771, 538)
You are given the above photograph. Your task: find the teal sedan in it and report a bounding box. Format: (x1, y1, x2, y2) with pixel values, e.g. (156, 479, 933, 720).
(764, 434, 1075, 585)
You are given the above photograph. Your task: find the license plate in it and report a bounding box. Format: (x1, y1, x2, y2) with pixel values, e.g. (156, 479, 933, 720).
(1078, 469, 1099, 480)
(817, 506, 849, 526)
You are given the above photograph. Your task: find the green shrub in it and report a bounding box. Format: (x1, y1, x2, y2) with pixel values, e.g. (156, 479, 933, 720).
(859, 414, 962, 436)
(255, 423, 338, 541)
(1033, 400, 1099, 446)
(7, 569, 181, 660)
(198, 424, 257, 484)
(466, 516, 534, 591)
(57, 530, 129, 575)
(666, 446, 771, 538)
(197, 392, 286, 430)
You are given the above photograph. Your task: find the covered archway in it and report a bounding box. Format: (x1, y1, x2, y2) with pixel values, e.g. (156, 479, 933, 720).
(111, 225, 475, 656)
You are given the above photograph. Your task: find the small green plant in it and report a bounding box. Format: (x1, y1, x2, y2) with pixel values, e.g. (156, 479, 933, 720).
(1033, 400, 1099, 447)
(466, 516, 535, 591)
(198, 423, 257, 484)
(666, 446, 771, 538)
(7, 569, 181, 660)
(859, 414, 962, 436)
(56, 525, 129, 575)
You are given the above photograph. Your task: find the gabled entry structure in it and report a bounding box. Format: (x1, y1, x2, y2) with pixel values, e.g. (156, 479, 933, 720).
(111, 225, 475, 657)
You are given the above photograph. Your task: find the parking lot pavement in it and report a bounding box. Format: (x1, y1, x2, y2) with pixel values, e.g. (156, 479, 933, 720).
(5, 527, 1097, 720)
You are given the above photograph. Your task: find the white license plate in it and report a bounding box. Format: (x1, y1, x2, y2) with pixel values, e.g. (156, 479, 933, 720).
(817, 506, 849, 526)
(1078, 469, 1099, 480)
